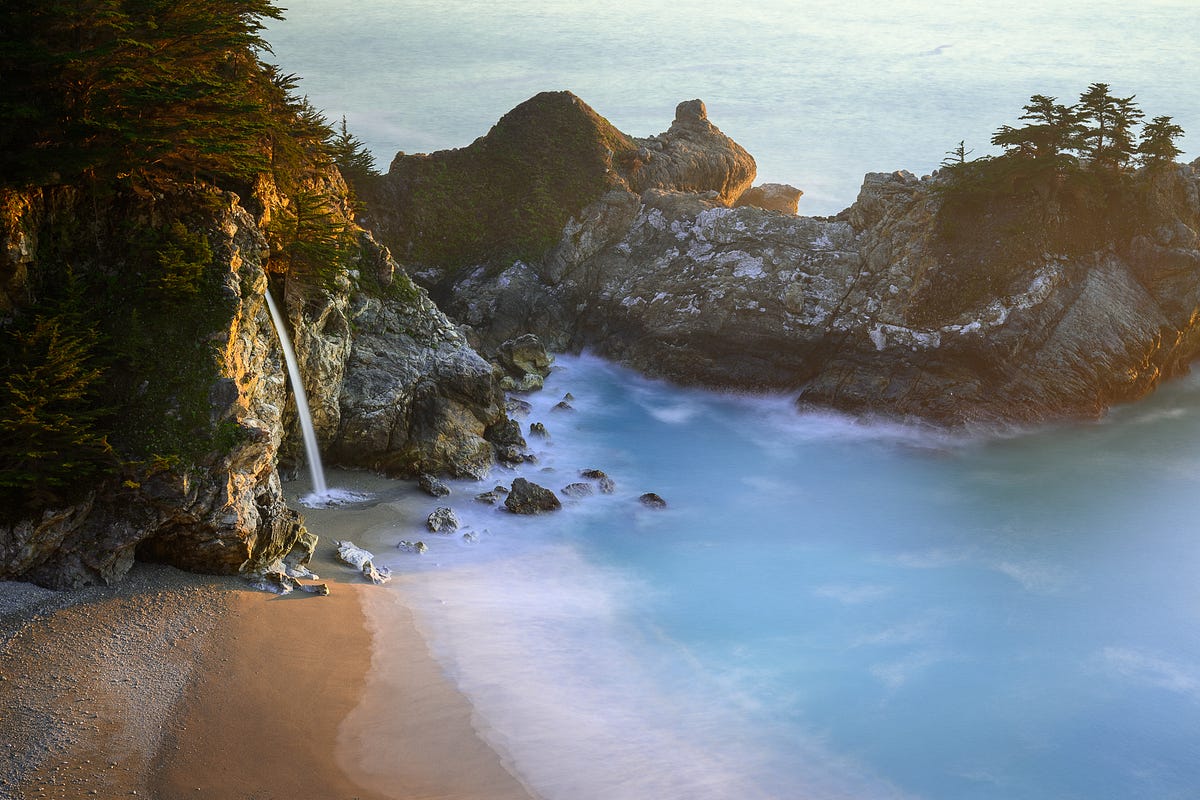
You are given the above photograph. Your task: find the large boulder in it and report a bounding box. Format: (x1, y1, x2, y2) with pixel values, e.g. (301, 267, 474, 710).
(504, 478, 562, 514)
(628, 99, 757, 205)
(330, 256, 510, 479)
(734, 183, 804, 214)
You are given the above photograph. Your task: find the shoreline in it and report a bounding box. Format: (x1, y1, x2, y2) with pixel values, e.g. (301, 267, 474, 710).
(0, 555, 533, 800)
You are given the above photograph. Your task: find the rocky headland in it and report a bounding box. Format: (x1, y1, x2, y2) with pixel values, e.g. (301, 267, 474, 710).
(370, 92, 1200, 428)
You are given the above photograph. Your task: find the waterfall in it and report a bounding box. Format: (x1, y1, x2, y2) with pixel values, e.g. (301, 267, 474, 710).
(264, 285, 328, 498)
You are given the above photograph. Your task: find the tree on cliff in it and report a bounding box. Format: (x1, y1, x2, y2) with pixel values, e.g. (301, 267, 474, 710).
(1138, 115, 1185, 168)
(1077, 83, 1144, 170)
(0, 0, 308, 186)
(0, 301, 113, 516)
(329, 116, 379, 189)
(990, 94, 1083, 166)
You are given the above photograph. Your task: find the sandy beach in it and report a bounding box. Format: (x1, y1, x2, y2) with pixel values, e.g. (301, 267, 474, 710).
(0, 544, 534, 800)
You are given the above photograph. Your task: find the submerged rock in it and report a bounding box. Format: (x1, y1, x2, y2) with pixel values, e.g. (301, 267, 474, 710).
(362, 561, 392, 585)
(335, 540, 391, 584)
(639, 492, 667, 508)
(397, 540, 428, 554)
(581, 468, 616, 494)
(562, 482, 594, 498)
(475, 487, 504, 504)
(505, 477, 562, 514)
(426, 507, 460, 534)
(500, 372, 545, 393)
(553, 400, 574, 411)
(418, 473, 451, 497)
(529, 421, 549, 438)
(506, 397, 534, 416)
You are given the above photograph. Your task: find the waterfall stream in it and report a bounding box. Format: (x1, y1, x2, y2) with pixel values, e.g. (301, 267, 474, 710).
(264, 285, 328, 499)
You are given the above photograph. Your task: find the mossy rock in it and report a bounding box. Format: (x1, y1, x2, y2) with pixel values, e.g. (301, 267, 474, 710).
(369, 91, 636, 275)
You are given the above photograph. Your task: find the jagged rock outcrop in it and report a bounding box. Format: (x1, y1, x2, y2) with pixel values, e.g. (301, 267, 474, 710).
(327, 268, 509, 479)
(626, 100, 756, 205)
(0, 186, 306, 587)
(1, 166, 519, 587)
(366, 92, 756, 294)
(395, 96, 1200, 426)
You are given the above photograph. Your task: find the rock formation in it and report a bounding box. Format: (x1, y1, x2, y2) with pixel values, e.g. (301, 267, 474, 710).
(734, 183, 804, 214)
(0, 185, 305, 588)
(504, 477, 562, 514)
(0, 164, 521, 587)
(378, 96, 1200, 427)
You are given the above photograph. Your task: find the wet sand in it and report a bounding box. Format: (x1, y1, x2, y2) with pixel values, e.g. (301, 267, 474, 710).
(0, 560, 533, 800)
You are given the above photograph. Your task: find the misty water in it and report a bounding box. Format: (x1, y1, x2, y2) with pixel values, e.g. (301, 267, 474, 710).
(303, 355, 1200, 800)
(267, 3, 1200, 797)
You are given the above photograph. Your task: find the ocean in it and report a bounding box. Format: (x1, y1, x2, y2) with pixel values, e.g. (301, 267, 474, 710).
(268, 4, 1200, 798)
(265, 0, 1198, 215)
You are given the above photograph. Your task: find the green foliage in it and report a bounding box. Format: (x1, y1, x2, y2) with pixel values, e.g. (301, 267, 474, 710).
(268, 190, 354, 289)
(0, 304, 114, 515)
(329, 115, 379, 190)
(990, 94, 1084, 166)
(919, 84, 1185, 327)
(1139, 116, 1185, 167)
(154, 221, 213, 299)
(0, 0, 340, 190)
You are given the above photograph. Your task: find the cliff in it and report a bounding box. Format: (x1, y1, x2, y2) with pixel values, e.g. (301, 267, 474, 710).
(0, 171, 516, 588)
(374, 97, 1200, 427)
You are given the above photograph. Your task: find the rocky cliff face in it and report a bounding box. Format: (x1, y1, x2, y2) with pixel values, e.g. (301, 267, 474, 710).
(397, 98, 1200, 427)
(1, 168, 515, 588)
(0, 186, 305, 588)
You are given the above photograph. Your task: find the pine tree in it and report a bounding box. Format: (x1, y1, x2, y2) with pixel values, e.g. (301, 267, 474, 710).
(1078, 83, 1143, 170)
(329, 116, 379, 188)
(1138, 115, 1185, 167)
(990, 94, 1082, 164)
(941, 140, 973, 169)
(0, 0, 292, 186)
(0, 312, 113, 512)
(270, 190, 353, 287)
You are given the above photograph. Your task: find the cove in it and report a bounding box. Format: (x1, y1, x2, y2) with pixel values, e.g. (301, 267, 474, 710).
(311, 353, 1200, 800)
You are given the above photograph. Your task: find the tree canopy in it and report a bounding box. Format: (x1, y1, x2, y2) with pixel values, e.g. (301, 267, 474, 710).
(0, 0, 332, 187)
(964, 83, 1184, 179)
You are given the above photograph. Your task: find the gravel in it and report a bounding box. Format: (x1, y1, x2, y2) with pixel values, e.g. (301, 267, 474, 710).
(0, 563, 244, 799)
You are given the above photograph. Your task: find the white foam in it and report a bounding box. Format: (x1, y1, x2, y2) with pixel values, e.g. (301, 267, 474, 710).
(396, 544, 915, 800)
(299, 488, 374, 508)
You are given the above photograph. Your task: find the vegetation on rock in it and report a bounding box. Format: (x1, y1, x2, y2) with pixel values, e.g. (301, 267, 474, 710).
(915, 84, 1187, 325)
(369, 91, 636, 272)
(0, 0, 374, 519)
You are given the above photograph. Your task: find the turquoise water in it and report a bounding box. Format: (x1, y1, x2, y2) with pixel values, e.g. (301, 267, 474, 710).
(335, 355, 1200, 800)
(265, 5, 1200, 796)
(265, 0, 1199, 214)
